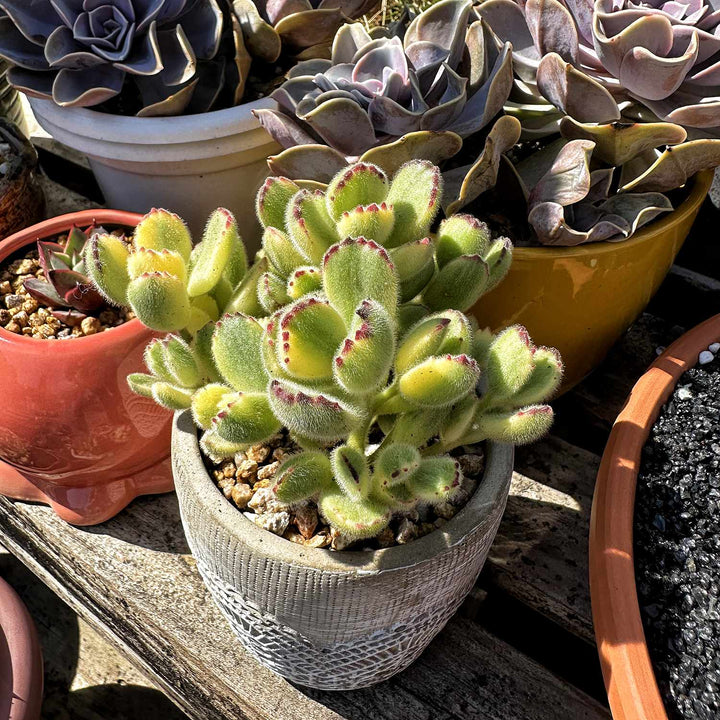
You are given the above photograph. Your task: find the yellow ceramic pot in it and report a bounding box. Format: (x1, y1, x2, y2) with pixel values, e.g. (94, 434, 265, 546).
(472, 170, 713, 392)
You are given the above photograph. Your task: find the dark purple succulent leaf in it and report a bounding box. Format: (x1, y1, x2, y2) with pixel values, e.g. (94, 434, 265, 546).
(0, 17, 51, 69)
(275, 7, 345, 50)
(155, 0, 191, 25)
(134, 0, 170, 33)
(49, 1, 83, 29)
(52, 64, 125, 105)
(288, 58, 332, 78)
(37, 240, 70, 278)
(113, 22, 165, 75)
(50, 308, 88, 326)
(405, 40, 449, 72)
(6, 66, 55, 98)
(446, 42, 513, 136)
(266, 0, 312, 26)
(0, 0, 58, 44)
(300, 96, 377, 154)
(524, 0, 579, 66)
(352, 38, 408, 85)
(319, 0, 377, 18)
(136, 73, 197, 116)
(368, 93, 425, 135)
(45, 25, 106, 69)
(149, 25, 193, 85)
(88, 21, 136, 63)
(179, 52, 221, 113)
(254, 107, 321, 148)
(272, 76, 319, 111)
(420, 64, 467, 130)
(323, 62, 353, 83)
(23, 277, 67, 308)
(178, 0, 222, 60)
(331, 22, 371, 64)
(404, 0, 472, 68)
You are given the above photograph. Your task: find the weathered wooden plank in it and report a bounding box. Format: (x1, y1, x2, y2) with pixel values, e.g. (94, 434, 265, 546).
(484, 436, 599, 644)
(0, 493, 607, 720)
(1, 548, 188, 720)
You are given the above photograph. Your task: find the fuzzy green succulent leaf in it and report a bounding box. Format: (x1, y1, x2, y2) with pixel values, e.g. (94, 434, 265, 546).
(374, 443, 421, 488)
(200, 430, 248, 464)
(274, 451, 334, 504)
(286, 189, 340, 265)
(133, 209, 192, 262)
(127, 373, 155, 398)
(388, 407, 450, 447)
(422, 254, 490, 312)
(127, 247, 187, 283)
(485, 325, 535, 401)
(268, 379, 365, 443)
(336, 202, 395, 246)
(399, 354, 480, 408)
(408, 456, 463, 504)
(286, 266, 322, 300)
(128, 272, 191, 332)
(187, 208, 241, 298)
(318, 491, 391, 541)
(331, 444, 371, 501)
(397, 303, 430, 337)
(212, 313, 267, 392)
(475, 405, 554, 444)
(144, 339, 175, 383)
(258, 271, 291, 314)
(276, 296, 346, 381)
(256, 176, 300, 231)
(439, 394, 479, 448)
(471, 327, 495, 366)
(192, 321, 221, 383)
(263, 226, 306, 278)
(325, 162, 389, 221)
(151, 382, 194, 411)
(510, 347, 564, 407)
(384, 161, 442, 248)
(225, 256, 269, 317)
(390, 238, 436, 303)
(164, 336, 202, 388)
(395, 310, 473, 376)
(323, 238, 398, 323)
(191, 383, 233, 429)
(436, 215, 490, 268)
(484, 237, 513, 291)
(212, 392, 281, 444)
(333, 300, 395, 394)
(84, 234, 131, 307)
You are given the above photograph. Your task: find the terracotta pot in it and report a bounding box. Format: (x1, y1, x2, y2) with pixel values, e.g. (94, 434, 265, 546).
(0, 210, 173, 525)
(0, 577, 43, 720)
(472, 171, 713, 392)
(172, 410, 514, 690)
(589, 313, 720, 720)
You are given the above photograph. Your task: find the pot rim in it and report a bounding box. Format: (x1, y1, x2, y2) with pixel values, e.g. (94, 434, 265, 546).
(0, 577, 43, 720)
(172, 410, 514, 574)
(514, 170, 714, 260)
(590, 313, 720, 720)
(0, 208, 148, 347)
(28, 95, 275, 144)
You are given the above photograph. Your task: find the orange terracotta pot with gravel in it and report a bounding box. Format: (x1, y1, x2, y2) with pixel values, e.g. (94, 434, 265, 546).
(590, 313, 720, 720)
(0, 210, 173, 525)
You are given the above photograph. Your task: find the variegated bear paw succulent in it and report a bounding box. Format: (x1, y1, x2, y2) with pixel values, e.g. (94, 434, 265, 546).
(86, 206, 249, 334)
(129, 252, 562, 540)
(123, 156, 562, 541)
(248, 159, 513, 316)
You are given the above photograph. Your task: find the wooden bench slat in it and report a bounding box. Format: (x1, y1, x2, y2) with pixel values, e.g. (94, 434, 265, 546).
(0, 492, 607, 720)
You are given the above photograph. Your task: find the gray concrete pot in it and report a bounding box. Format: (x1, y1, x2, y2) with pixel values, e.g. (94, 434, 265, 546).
(172, 410, 514, 690)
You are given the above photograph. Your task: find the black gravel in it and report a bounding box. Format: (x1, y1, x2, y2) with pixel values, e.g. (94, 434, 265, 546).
(635, 347, 720, 720)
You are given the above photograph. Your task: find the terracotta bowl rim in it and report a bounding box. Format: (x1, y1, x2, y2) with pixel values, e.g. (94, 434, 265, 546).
(0, 208, 146, 347)
(590, 313, 720, 720)
(513, 170, 713, 260)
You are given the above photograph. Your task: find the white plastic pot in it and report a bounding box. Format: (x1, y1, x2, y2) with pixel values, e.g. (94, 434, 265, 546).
(28, 97, 280, 248)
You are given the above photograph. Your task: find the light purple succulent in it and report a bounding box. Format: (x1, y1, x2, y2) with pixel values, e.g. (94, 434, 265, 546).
(478, 0, 720, 131)
(0, 0, 224, 114)
(254, 0, 514, 157)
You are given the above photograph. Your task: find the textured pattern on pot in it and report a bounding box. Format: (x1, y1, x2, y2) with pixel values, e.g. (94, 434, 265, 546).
(172, 410, 514, 690)
(0, 210, 173, 526)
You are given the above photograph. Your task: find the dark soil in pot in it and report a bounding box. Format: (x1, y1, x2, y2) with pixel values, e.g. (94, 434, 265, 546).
(0, 227, 135, 339)
(635, 344, 720, 720)
(203, 430, 485, 552)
